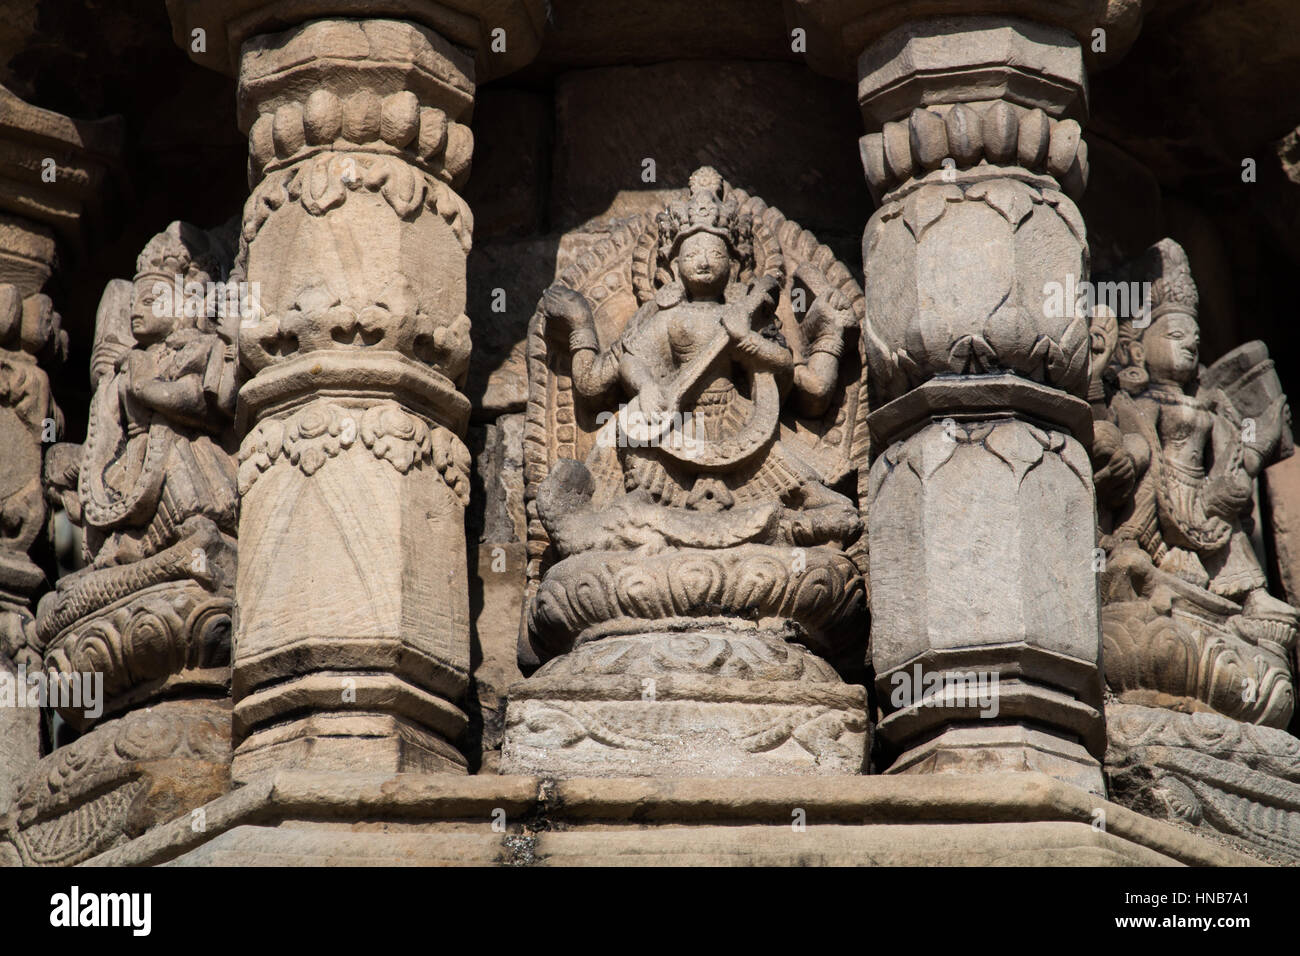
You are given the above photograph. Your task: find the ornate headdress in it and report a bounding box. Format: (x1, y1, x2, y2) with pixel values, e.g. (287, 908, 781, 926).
(136, 221, 226, 287)
(1138, 238, 1198, 328)
(656, 167, 753, 268)
(133, 221, 229, 332)
(1110, 238, 1201, 394)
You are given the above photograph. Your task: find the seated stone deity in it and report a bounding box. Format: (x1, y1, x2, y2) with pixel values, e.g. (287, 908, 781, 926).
(504, 167, 872, 776)
(534, 169, 861, 564)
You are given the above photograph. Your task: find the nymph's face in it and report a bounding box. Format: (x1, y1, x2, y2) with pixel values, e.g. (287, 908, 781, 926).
(131, 278, 174, 342)
(677, 232, 731, 297)
(1143, 311, 1199, 386)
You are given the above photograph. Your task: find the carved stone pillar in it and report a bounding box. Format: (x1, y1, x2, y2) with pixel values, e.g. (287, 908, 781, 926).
(788, 2, 1149, 793)
(0, 88, 118, 811)
(166, 3, 543, 781)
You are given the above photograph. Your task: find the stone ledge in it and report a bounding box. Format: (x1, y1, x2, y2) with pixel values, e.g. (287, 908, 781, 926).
(81, 771, 1260, 866)
(157, 821, 1189, 866)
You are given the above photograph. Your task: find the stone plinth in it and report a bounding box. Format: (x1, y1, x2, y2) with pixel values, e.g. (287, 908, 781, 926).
(78, 770, 1255, 867)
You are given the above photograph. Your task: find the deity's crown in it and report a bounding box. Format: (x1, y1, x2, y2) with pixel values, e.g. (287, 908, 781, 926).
(134, 221, 225, 286)
(1139, 237, 1199, 326)
(658, 166, 751, 262)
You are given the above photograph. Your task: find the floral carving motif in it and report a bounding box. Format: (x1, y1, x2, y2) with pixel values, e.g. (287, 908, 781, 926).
(242, 152, 472, 252)
(237, 400, 470, 505)
(864, 178, 1091, 403)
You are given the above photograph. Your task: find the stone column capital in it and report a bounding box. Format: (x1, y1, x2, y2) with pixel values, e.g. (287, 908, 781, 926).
(785, 0, 1147, 82)
(166, 0, 547, 83)
(0, 85, 121, 291)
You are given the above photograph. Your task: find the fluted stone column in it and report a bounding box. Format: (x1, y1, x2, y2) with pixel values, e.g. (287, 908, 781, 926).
(789, 1, 1149, 793)
(168, 1, 543, 781)
(0, 88, 118, 809)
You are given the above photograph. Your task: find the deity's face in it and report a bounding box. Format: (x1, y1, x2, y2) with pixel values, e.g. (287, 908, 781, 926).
(1142, 311, 1200, 386)
(676, 232, 731, 299)
(130, 277, 175, 343)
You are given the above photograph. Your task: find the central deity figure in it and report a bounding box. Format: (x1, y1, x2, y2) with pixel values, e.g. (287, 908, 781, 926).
(537, 167, 861, 555)
(504, 167, 871, 777)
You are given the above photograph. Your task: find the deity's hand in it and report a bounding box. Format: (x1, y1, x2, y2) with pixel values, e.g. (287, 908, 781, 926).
(1159, 547, 1210, 589)
(1250, 396, 1290, 456)
(1091, 420, 1137, 505)
(125, 349, 153, 397)
(747, 274, 781, 315)
(638, 382, 670, 418)
(722, 303, 751, 343)
(541, 285, 592, 332)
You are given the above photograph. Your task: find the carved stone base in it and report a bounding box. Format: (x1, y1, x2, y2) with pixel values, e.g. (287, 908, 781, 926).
(1105, 703, 1300, 864)
(83, 771, 1252, 867)
(888, 725, 1106, 797)
(40, 579, 232, 731)
(0, 698, 230, 867)
(502, 629, 868, 777)
(1102, 567, 1296, 728)
(233, 709, 468, 783)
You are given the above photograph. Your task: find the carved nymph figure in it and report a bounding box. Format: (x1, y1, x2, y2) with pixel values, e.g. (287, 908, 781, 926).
(1092, 238, 1297, 727)
(35, 222, 239, 726)
(505, 168, 871, 777)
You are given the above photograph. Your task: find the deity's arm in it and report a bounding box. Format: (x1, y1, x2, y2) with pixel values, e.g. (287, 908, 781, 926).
(570, 331, 623, 399)
(129, 375, 208, 428)
(126, 345, 215, 431)
(1091, 393, 1154, 516)
(1203, 404, 1256, 519)
(730, 324, 794, 375)
(616, 347, 658, 400)
(542, 284, 628, 400)
(791, 298, 852, 418)
(793, 354, 840, 418)
(719, 276, 789, 375)
(1109, 393, 1156, 474)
